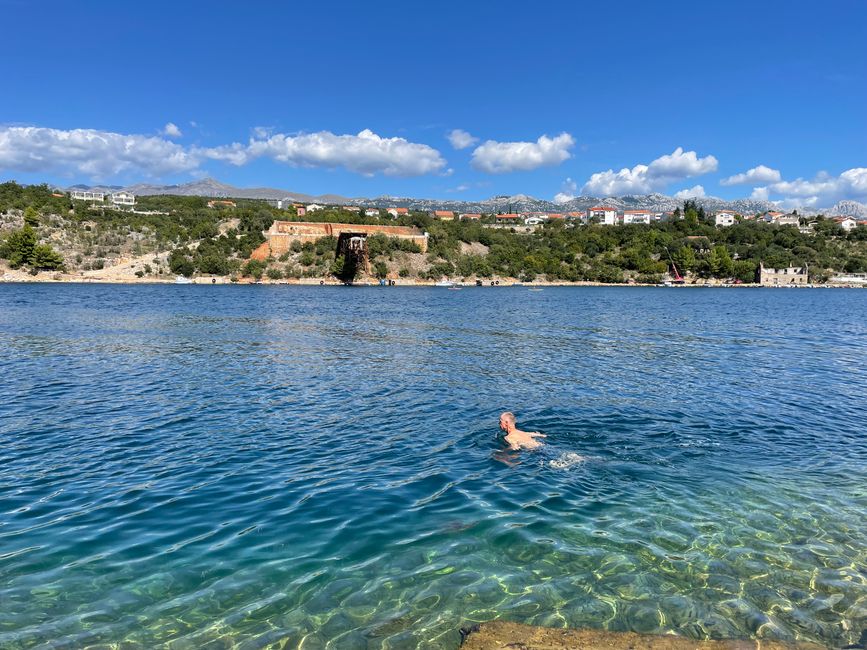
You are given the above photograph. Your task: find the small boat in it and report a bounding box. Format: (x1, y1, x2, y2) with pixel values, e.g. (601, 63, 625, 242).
(434, 280, 455, 287)
(528, 287, 544, 292)
(447, 286, 462, 291)
(175, 276, 193, 284)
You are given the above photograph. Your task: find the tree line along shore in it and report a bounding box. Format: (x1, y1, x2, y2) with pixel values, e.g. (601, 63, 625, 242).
(1, 181, 866, 285)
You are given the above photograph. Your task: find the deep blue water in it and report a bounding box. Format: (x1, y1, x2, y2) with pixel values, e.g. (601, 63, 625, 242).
(1, 284, 866, 649)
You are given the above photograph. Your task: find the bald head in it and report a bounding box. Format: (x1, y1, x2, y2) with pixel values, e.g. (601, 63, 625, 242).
(499, 411, 516, 433)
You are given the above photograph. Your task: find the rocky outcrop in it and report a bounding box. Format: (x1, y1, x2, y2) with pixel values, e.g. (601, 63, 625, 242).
(459, 621, 827, 650)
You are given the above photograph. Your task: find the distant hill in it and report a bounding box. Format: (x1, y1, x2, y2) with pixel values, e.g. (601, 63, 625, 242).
(63, 178, 867, 218)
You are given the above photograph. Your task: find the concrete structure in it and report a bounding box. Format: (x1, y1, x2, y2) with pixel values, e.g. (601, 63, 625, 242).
(775, 214, 800, 227)
(110, 191, 135, 206)
(587, 206, 617, 225)
(251, 221, 429, 261)
(829, 272, 867, 285)
(364, 208, 380, 217)
(759, 262, 808, 286)
(623, 210, 651, 225)
(342, 206, 360, 213)
(306, 203, 325, 212)
(459, 213, 482, 220)
(70, 190, 105, 202)
(715, 211, 736, 227)
(386, 207, 408, 218)
(207, 200, 236, 208)
(431, 210, 455, 220)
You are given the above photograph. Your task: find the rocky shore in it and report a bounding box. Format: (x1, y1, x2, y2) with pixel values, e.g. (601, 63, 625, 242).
(459, 621, 828, 650)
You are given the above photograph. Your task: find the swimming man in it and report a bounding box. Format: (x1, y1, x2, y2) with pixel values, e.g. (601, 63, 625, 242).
(499, 412, 546, 450)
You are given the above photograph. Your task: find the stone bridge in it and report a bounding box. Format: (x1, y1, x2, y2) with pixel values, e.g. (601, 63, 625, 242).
(251, 221, 428, 261)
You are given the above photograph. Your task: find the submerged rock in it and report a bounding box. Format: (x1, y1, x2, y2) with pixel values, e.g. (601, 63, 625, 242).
(459, 620, 827, 649)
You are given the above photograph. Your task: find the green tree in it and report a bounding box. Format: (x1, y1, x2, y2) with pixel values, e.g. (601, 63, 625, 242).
(671, 246, 695, 274)
(30, 244, 64, 270)
(23, 206, 40, 227)
(0, 225, 37, 268)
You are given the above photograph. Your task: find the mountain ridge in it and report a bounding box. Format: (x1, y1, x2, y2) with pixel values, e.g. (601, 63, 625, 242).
(63, 178, 867, 218)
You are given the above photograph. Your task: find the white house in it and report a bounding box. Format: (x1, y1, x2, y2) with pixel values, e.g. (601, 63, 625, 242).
(715, 211, 736, 227)
(587, 206, 617, 225)
(775, 214, 800, 227)
(524, 216, 546, 225)
(623, 210, 651, 225)
(835, 217, 858, 232)
(70, 190, 105, 202)
(306, 203, 325, 212)
(365, 208, 381, 217)
(110, 191, 135, 206)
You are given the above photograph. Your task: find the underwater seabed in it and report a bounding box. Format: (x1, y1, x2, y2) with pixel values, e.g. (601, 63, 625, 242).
(1, 285, 866, 648)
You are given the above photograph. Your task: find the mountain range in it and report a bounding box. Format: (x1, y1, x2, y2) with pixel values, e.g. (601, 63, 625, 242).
(65, 178, 867, 218)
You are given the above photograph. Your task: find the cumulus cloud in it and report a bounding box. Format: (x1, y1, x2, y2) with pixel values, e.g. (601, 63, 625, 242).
(582, 147, 718, 195)
(673, 185, 706, 199)
(553, 177, 578, 204)
(162, 122, 183, 138)
(750, 187, 770, 201)
(741, 168, 867, 208)
(206, 129, 447, 176)
(0, 125, 448, 179)
(0, 126, 198, 178)
(720, 164, 781, 186)
(471, 133, 574, 174)
(758, 168, 867, 206)
(447, 129, 478, 150)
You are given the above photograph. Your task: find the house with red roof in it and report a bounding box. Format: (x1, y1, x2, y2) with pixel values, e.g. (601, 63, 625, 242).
(587, 206, 617, 225)
(431, 210, 455, 220)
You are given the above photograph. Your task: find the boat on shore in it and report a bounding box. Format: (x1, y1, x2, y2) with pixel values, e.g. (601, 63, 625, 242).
(175, 276, 193, 284)
(434, 279, 455, 287)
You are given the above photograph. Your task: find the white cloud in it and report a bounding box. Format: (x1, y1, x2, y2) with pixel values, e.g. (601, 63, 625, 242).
(757, 168, 867, 207)
(162, 122, 183, 138)
(471, 133, 574, 174)
(582, 147, 718, 195)
(205, 129, 447, 177)
(673, 185, 706, 199)
(447, 129, 478, 150)
(750, 187, 770, 201)
(553, 177, 578, 204)
(0, 126, 198, 178)
(720, 164, 781, 186)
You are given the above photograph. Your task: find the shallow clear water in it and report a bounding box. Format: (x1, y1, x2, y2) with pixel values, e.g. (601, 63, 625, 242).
(1, 285, 866, 649)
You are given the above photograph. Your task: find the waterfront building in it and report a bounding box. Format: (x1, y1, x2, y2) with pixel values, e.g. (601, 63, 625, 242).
(70, 190, 105, 202)
(759, 262, 808, 286)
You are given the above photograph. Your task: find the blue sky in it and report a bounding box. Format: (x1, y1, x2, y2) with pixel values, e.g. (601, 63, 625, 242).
(1, 0, 865, 207)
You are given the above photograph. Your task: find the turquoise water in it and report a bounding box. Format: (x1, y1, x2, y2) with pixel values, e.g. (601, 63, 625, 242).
(1, 285, 866, 649)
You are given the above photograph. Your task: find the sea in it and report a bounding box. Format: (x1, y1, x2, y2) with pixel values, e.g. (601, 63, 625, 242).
(1, 284, 865, 649)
